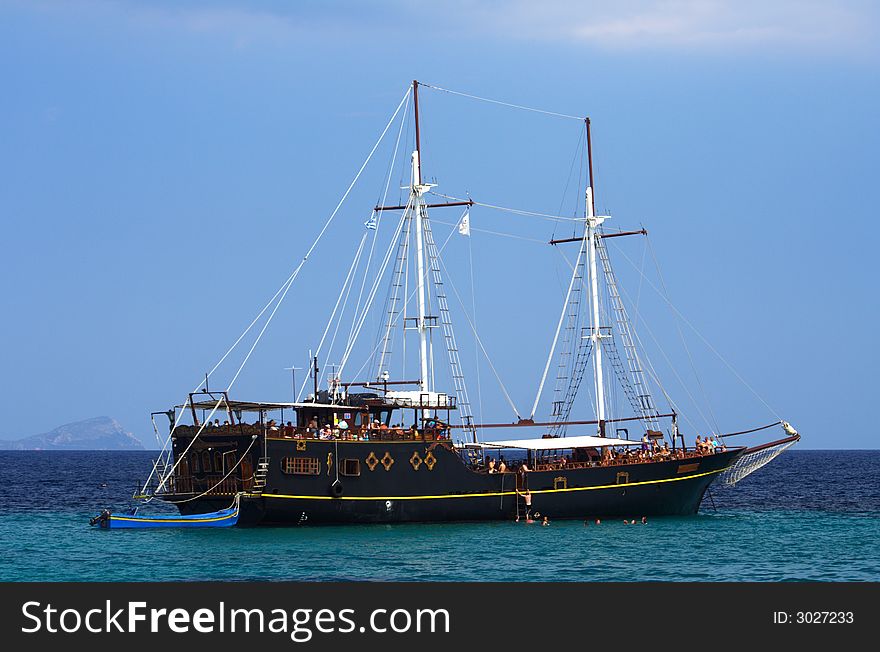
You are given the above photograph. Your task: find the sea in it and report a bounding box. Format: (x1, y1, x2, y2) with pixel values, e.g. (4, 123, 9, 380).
(0, 450, 876, 582)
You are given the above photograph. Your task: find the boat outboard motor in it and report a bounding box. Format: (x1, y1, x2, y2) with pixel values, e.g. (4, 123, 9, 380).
(89, 509, 111, 527)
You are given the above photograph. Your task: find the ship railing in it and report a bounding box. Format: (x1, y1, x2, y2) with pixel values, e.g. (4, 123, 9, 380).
(171, 422, 455, 444)
(135, 473, 247, 498)
(466, 448, 726, 476)
(173, 423, 263, 436)
(270, 426, 451, 443)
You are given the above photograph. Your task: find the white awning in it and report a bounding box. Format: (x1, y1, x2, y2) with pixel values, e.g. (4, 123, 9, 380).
(467, 435, 643, 450)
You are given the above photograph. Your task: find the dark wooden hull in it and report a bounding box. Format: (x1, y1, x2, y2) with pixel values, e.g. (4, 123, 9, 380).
(169, 435, 744, 525)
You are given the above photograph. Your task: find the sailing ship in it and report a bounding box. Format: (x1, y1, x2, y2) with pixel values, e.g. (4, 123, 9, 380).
(129, 80, 800, 526)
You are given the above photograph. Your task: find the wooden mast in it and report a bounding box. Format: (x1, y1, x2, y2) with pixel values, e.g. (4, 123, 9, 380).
(586, 117, 596, 216)
(584, 116, 606, 437)
(413, 80, 422, 184)
(411, 79, 430, 396)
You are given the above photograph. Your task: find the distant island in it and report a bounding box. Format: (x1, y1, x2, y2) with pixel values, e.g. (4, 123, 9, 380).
(0, 416, 145, 450)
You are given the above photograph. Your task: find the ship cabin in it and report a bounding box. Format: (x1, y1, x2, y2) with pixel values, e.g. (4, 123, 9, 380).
(147, 388, 465, 498)
(169, 388, 460, 444)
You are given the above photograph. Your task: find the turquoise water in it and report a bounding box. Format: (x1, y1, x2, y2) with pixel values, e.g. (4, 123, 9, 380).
(1, 451, 877, 581)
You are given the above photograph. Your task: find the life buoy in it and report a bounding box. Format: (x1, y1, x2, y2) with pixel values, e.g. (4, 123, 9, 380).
(329, 479, 344, 498)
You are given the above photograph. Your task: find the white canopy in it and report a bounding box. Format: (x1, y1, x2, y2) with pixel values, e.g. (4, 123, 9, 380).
(468, 435, 643, 450)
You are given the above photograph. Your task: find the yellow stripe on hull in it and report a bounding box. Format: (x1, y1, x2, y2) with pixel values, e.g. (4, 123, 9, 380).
(254, 467, 728, 502)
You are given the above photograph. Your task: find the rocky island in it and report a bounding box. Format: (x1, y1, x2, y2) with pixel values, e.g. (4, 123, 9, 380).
(0, 416, 145, 450)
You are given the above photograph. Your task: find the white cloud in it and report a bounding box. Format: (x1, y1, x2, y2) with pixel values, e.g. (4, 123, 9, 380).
(485, 0, 876, 55)
(14, 0, 880, 58)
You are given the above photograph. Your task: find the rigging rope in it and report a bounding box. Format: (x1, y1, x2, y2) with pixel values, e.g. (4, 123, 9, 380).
(373, 200, 414, 380)
(719, 421, 782, 438)
(610, 238, 783, 421)
(645, 236, 721, 434)
(467, 214, 485, 438)
(421, 82, 585, 121)
(428, 218, 547, 244)
(161, 435, 258, 504)
(145, 87, 411, 498)
(554, 122, 587, 238)
(343, 210, 522, 421)
(347, 90, 412, 360)
(316, 232, 369, 393)
(434, 253, 522, 420)
(337, 203, 412, 378)
(429, 191, 582, 223)
(140, 264, 309, 497)
(613, 274, 714, 435)
(154, 395, 226, 495)
(530, 231, 588, 419)
(149, 414, 163, 449)
(233, 84, 412, 397)
(344, 210, 458, 383)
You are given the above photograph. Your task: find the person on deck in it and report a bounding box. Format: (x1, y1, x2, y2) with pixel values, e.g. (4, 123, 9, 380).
(498, 458, 508, 473)
(488, 459, 497, 474)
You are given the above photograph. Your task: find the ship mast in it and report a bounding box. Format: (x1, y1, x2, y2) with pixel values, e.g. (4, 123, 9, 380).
(585, 118, 607, 436)
(412, 80, 431, 394)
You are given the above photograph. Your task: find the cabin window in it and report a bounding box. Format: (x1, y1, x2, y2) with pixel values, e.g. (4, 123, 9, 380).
(201, 450, 212, 473)
(281, 456, 320, 475)
(341, 459, 361, 476)
(191, 453, 201, 474)
(178, 457, 190, 477)
(213, 451, 223, 473)
(223, 451, 237, 474)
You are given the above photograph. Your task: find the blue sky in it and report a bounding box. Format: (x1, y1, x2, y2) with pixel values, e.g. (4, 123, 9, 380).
(0, 1, 877, 449)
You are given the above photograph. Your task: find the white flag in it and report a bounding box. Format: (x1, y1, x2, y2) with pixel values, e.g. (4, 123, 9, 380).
(364, 211, 378, 230)
(458, 210, 470, 236)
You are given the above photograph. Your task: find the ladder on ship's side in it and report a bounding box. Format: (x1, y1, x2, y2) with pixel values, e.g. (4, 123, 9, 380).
(251, 457, 270, 494)
(514, 469, 531, 520)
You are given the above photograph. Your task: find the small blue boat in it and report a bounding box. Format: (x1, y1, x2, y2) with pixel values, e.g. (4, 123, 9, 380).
(89, 499, 239, 529)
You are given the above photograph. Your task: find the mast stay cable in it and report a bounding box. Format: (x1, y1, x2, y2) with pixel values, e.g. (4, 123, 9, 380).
(145, 87, 411, 498)
(610, 239, 782, 421)
(530, 231, 588, 419)
(421, 82, 585, 122)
